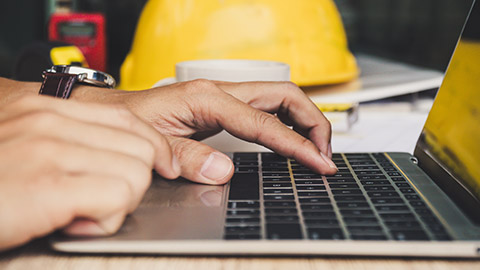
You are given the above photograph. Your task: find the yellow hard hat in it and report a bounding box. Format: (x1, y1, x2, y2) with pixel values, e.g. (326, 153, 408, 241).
(120, 0, 359, 90)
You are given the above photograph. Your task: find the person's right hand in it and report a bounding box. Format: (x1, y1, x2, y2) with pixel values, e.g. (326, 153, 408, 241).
(0, 95, 180, 251)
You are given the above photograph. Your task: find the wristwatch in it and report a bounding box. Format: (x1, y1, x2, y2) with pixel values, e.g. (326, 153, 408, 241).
(38, 65, 116, 99)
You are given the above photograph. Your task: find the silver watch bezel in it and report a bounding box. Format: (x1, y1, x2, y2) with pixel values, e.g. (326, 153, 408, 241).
(45, 65, 116, 88)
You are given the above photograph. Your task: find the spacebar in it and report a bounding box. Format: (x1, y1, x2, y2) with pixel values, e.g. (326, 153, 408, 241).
(229, 173, 259, 200)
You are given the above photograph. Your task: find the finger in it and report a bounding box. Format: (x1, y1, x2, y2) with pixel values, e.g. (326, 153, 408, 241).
(216, 81, 332, 155)
(0, 111, 157, 170)
(58, 174, 135, 236)
(202, 91, 337, 175)
(166, 136, 233, 185)
(0, 95, 180, 179)
(31, 139, 152, 212)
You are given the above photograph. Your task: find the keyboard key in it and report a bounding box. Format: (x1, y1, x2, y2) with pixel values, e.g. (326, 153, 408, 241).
(226, 217, 261, 224)
(340, 209, 374, 216)
(265, 208, 298, 215)
(296, 186, 326, 191)
(334, 195, 367, 202)
(227, 210, 260, 216)
(263, 177, 291, 182)
(266, 215, 299, 222)
(326, 178, 356, 183)
(380, 213, 416, 221)
(298, 191, 328, 197)
(229, 173, 259, 200)
(267, 223, 302, 239)
(233, 152, 258, 161)
(225, 234, 261, 240)
(391, 177, 406, 182)
(263, 189, 294, 194)
(390, 230, 429, 241)
(343, 217, 379, 225)
(264, 195, 294, 200)
(301, 204, 333, 211)
(404, 194, 421, 200)
(264, 201, 296, 208)
(358, 175, 387, 180)
(304, 219, 339, 227)
(225, 226, 260, 234)
(347, 225, 384, 234)
(371, 198, 405, 204)
(367, 191, 400, 198)
(387, 172, 402, 177)
(235, 161, 258, 166)
(329, 184, 360, 189)
(354, 170, 383, 175)
(261, 153, 286, 162)
(302, 211, 336, 218)
(263, 182, 292, 188)
(399, 188, 416, 194)
(351, 234, 387, 240)
(236, 167, 258, 172)
(228, 201, 259, 209)
(332, 190, 363, 195)
(360, 180, 390, 185)
(375, 205, 410, 212)
(337, 202, 370, 209)
(363, 186, 394, 191)
(385, 221, 422, 229)
(295, 180, 324, 185)
(263, 172, 290, 177)
(308, 228, 344, 240)
(299, 198, 331, 204)
(294, 175, 323, 180)
(395, 183, 410, 188)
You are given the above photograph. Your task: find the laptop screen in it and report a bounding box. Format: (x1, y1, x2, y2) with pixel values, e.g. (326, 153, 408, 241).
(418, 0, 480, 203)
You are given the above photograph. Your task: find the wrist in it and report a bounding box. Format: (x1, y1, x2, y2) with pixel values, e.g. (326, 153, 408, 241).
(0, 77, 127, 106)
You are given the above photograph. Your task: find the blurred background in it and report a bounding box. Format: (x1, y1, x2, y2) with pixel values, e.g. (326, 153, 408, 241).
(0, 0, 474, 81)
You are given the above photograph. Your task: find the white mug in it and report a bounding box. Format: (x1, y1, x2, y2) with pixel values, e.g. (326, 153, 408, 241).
(153, 59, 290, 87)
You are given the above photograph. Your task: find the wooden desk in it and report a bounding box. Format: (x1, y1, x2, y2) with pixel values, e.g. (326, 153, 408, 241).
(1, 238, 479, 270)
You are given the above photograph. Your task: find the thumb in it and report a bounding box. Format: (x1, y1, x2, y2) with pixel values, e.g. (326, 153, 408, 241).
(166, 136, 233, 185)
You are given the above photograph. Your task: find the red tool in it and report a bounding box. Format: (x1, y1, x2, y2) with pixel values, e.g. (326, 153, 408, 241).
(48, 13, 107, 71)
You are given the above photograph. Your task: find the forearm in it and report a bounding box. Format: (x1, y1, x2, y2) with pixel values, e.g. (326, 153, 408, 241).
(0, 77, 126, 106)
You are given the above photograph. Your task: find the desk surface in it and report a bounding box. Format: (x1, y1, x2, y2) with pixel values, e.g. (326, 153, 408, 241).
(1, 238, 479, 270)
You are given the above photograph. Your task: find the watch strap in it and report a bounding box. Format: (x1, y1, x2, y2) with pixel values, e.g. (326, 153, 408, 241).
(38, 72, 78, 99)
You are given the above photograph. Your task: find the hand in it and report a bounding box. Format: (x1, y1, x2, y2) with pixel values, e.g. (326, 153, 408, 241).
(0, 96, 180, 251)
(110, 80, 337, 184)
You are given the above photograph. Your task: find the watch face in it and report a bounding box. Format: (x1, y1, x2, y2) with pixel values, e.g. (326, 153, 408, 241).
(48, 65, 116, 88)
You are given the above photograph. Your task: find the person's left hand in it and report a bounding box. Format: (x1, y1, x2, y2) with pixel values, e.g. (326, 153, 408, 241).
(98, 80, 337, 185)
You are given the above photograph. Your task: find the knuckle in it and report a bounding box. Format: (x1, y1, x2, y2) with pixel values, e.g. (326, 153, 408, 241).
(112, 106, 139, 129)
(21, 111, 64, 130)
(9, 95, 42, 108)
(184, 79, 219, 95)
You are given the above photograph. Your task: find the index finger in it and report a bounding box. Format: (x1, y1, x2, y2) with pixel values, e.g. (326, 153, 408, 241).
(215, 81, 332, 157)
(207, 91, 337, 175)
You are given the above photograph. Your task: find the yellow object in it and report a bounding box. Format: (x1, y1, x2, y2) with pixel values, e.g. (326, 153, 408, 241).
(120, 0, 359, 90)
(50, 46, 88, 67)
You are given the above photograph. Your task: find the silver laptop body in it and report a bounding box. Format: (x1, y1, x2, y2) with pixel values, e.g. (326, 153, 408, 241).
(51, 1, 480, 258)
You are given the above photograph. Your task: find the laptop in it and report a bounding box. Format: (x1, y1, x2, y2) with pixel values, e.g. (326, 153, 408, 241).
(51, 1, 480, 257)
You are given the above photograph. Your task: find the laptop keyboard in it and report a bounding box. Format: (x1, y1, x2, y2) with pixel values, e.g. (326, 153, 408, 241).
(224, 152, 452, 241)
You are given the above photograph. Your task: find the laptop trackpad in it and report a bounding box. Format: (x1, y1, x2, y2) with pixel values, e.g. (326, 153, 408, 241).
(113, 177, 227, 240)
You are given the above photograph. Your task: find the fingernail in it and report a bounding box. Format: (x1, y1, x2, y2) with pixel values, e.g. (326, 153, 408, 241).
(320, 152, 337, 170)
(200, 152, 233, 182)
(172, 155, 181, 175)
(327, 143, 333, 158)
